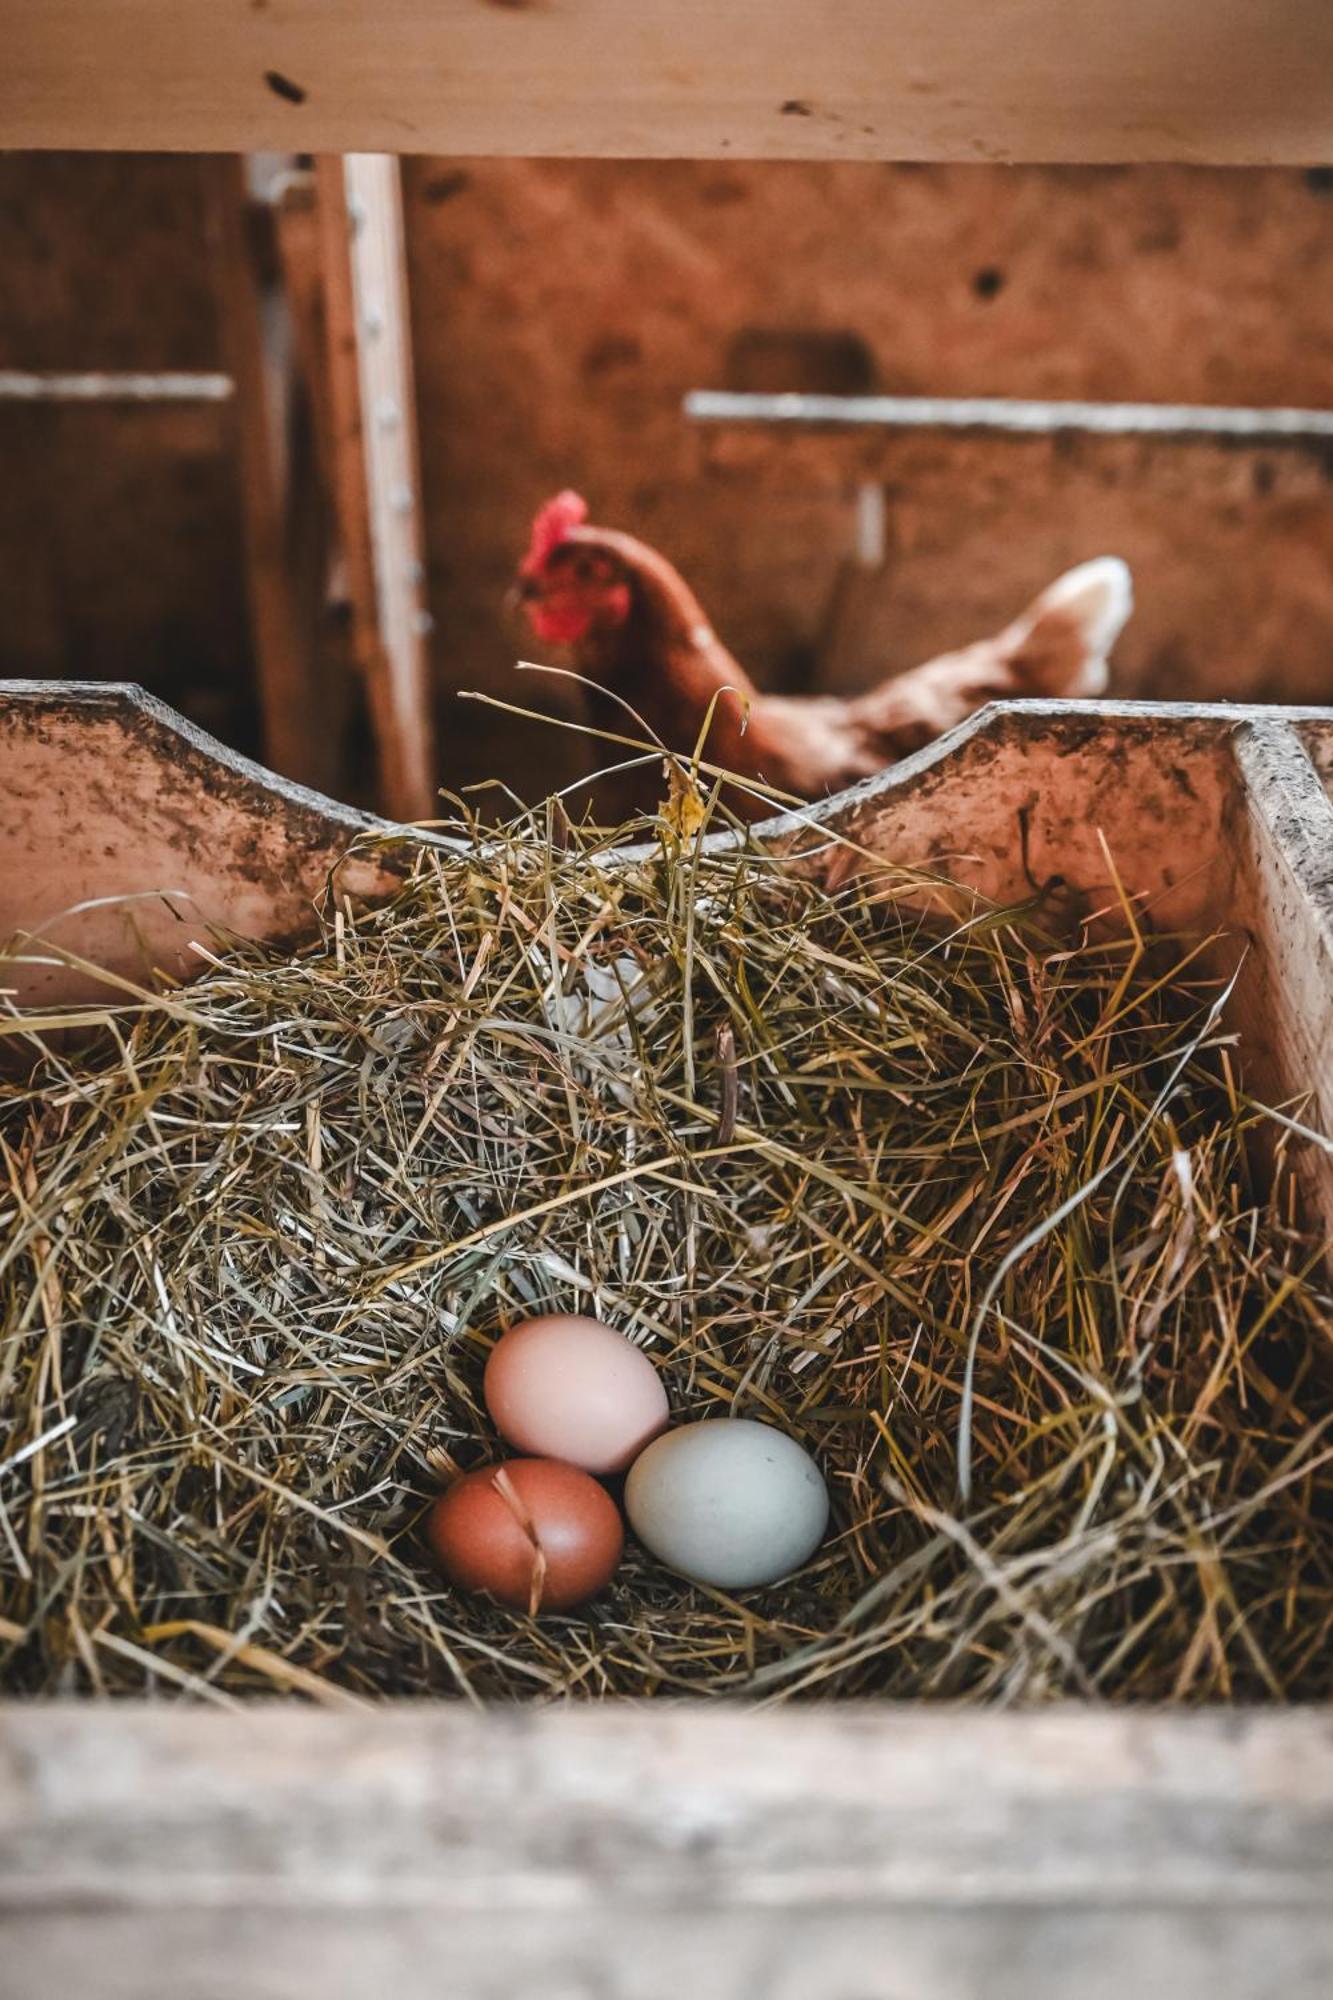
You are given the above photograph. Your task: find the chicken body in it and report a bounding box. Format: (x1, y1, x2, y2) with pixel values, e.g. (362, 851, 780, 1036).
(517, 493, 1133, 817)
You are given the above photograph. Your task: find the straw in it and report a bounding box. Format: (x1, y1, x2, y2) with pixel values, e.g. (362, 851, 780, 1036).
(2, 774, 1330, 1704)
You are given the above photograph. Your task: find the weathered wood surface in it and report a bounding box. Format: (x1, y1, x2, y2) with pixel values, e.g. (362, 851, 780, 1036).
(1231, 720, 1333, 1254)
(5, 0, 1333, 162)
(1, 1706, 1331, 1999)
(3, 681, 1330, 1215)
(210, 159, 329, 794)
(401, 157, 1333, 807)
(0, 682, 1327, 964)
(784, 698, 1242, 926)
(315, 155, 436, 823)
(0, 681, 417, 1012)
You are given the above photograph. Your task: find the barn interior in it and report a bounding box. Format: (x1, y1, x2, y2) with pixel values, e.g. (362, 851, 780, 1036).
(6, 14, 1333, 1994)
(5, 151, 1332, 821)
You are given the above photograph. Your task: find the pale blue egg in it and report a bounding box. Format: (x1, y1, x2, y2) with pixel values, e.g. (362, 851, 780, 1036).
(625, 1418, 829, 1589)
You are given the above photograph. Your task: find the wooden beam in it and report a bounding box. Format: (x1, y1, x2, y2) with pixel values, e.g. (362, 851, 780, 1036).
(1230, 719, 1333, 1254)
(269, 169, 360, 788)
(2, 1705, 1332, 2000)
(270, 177, 340, 504)
(685, 391, 1333, 445)
(4, 1, 1333, 163)
(315, 154, 435, 824)
(0, 373, 234, 402)
(0, 681, 413, 1012)
(210, 158, 328, 791)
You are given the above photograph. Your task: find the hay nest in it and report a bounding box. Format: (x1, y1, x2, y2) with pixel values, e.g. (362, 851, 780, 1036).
(2, 793, 1331, 1706)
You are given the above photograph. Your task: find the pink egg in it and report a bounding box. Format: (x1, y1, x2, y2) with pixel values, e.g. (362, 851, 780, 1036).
(483, 1314, 670, 1474)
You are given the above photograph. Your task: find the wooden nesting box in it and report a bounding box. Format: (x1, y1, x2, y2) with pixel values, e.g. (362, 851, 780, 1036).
(4, 5, 1333, 1991)
(2, 681, 1332, 1998)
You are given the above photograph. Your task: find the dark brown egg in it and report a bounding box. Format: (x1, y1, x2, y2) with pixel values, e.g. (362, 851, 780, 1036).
(426, 1458, 624, 1615)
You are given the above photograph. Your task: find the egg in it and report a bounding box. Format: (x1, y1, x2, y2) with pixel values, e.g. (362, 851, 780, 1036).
(426, 1458, 624, 1614)
(625, 1419, 829, 1590)
(484, 1314, 669, 1474)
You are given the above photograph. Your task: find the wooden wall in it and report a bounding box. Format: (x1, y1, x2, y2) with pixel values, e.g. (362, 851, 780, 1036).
(0, 156, 257, 748)
(405, 159, 1333, 801)
(3, 156, 1332, 811)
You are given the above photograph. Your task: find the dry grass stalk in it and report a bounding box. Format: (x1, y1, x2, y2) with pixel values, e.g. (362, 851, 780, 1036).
(2, 782, 1331, 1704)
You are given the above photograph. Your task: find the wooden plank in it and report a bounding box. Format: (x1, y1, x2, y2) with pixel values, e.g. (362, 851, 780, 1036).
(4, 0, 1333, 163)
(685, 389, 1333, 443)
(210, 158, 327, 791)
(1230, 718, 1333, 1253)
(315, 154, 435, 823)
(0, 682, 1328, 970)
(0, 681, 414, 1013)
(1, 1705, 1331, 2000)
(271, 176, 340, 504)
(270, 168, 360, 787)
(0, 372, 233, 402)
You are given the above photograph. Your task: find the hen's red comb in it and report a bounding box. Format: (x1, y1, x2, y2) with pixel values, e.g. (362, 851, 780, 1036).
(521, 490, 588, 576)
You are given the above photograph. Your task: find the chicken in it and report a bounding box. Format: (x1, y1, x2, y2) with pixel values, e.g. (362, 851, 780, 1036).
(515, 491, 1133, 818)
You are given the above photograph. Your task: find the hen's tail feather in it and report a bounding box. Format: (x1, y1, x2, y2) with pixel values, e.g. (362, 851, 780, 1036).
(999, 555, 1134, 697)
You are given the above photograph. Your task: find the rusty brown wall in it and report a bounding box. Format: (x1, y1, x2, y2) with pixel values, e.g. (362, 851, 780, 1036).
(0, 157, 257, 747)
(3, 158, 1332, 813)
(404, 161, 1333, 802)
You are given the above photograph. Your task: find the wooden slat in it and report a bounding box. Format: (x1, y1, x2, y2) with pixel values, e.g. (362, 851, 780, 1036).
(4, 0, 1333, 163)
(210, 158, 327, 790)
(0, 681, 412, 1012)
(0, 372, 234, 402)
(1, 1705, 1332, 2000)
(315, 155, 435, 823)
(271, 176, 340, 504)
(270, 168, 360, 784)
(1231, 718, 1333, 1252)
(685, 390, 1333, 443)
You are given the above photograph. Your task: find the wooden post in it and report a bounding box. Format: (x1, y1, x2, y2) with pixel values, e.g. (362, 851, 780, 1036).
(270, 176, 340, 505)
(210, 157, 336, 793)
(1231, 718, 1333, 1255)
(315, 155, 436, 824)
(268, 167, 358, 789)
